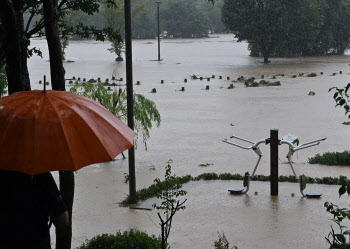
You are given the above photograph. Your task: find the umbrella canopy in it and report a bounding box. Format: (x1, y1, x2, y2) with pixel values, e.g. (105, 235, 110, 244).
(0, 90, 134, 175)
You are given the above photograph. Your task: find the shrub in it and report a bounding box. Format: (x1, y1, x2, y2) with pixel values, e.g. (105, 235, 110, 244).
(308, 151, 350, 166)
(77, 229, 162, 249)
(213, 232, 238, 249)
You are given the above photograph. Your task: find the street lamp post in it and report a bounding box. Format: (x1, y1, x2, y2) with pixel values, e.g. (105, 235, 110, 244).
(124, 0, 136, 200)
(156, 1, 161, 61)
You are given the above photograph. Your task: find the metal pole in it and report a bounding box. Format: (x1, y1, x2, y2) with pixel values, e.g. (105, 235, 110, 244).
(156, 1, 161, 61)
(124, 0, 136, 199)
(270, 129, 279, 196)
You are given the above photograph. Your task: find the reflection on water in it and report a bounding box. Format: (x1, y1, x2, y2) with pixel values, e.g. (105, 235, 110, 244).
(37, 34, 350, 248)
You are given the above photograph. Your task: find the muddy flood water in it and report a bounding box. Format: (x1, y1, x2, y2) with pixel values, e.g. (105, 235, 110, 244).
(29, 34, 350, 248)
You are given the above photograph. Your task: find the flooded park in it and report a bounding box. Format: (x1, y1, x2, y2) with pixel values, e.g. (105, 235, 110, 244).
(29, 34, 350, 248)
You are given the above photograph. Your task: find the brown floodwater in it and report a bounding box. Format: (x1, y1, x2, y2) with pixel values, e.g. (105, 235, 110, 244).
(28, 34, 350, 248)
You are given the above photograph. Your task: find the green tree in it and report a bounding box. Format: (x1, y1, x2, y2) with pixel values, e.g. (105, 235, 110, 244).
(70, 82, 161, 150)
(100, 0, 144, 59)
(200, 0, 226, 34)
(132, 6, 157, 39)
(0, 2, 121, 249)
(221, 0, 324, 62)
(308, 0, 350, 55)
(0, 0, 121, 93)
(161, 0, 209, 38)
(152, 164, 187, 249)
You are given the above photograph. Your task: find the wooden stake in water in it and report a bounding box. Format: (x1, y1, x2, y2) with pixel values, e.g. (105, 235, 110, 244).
(43, 75, 46, 92)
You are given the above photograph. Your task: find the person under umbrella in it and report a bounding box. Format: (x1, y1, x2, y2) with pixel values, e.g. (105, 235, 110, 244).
(0, 90, 135, 249)
(0, 171, 69, 249)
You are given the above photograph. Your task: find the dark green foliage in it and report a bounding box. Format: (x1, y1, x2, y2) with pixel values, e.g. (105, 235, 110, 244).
(121, 173, 340, 205)
(308, 151, 350, 166)
(309, 0, 350, 55)
(0, 66, 8, 97)
(77, 229, 162, 249)
(70, 82, 161, 150)
(135, 174, 191, 203)
(221, 0, 350, 61)
(325, 176, 350, 248)
(200, 0, 226, 34)
(160, 0, 209, 38)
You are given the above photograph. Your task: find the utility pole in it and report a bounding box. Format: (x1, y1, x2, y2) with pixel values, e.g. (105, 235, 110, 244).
(124, 0, 136, 200)
(156, 1, 161, 61)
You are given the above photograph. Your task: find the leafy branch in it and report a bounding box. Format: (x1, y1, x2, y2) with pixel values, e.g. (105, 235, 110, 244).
(70, 82, 161, 150)
(329, 83, 350, 124)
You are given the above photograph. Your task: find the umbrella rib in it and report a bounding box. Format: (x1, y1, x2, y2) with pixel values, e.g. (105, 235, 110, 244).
(48, 93, 117, 163)
(46, 95, 78, 170)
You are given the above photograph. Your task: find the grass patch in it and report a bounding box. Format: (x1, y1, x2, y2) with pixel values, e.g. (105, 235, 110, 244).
(120, 172, 340, 205)
(308, 151, 350, 166)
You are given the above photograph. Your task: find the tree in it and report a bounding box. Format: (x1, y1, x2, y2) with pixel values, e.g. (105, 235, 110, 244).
(161, 0, 209, 38)
(221, 0, 324, 62)
(199, 0, 226, 34)
(70, 82, 161, 150)
(307, 0, 350, 55)
(0, 2, 121, 249)
(0, 0, 121, 93)
(152, 164, 187, 249)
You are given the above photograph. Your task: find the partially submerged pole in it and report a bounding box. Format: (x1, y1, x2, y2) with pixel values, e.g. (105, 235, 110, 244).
(124, 0, 136, 200)
(270, 129, 279, 196)
(156, 1, 161, 61)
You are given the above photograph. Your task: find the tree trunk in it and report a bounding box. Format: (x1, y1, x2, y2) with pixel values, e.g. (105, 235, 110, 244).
(56, 171, 74, 249)
(0, 24, 6, 69)
(161, 223, 166, 249)
(263, 53, 269, 63)
(15, 4, 31, 91)
(43, 0, 65, 91)
(0, 0, 30, 94)
(43, 2, 73, 249)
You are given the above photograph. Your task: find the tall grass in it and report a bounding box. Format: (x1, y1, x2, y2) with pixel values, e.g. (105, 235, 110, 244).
(308, 151, 350, 166)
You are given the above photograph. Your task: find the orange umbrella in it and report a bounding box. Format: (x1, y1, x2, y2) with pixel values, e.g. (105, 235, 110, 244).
(0, 90, 134, 175)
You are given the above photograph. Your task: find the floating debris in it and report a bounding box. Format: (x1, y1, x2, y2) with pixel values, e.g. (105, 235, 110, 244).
(308, 91, 316, 96)
(198, 163, 213, 167)
(307, 73, 317, 77)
